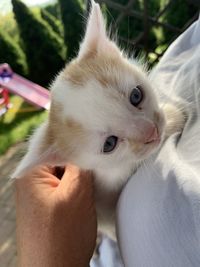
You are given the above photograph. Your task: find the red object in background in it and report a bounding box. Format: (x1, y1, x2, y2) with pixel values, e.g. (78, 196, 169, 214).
(0, 87, 10, 108)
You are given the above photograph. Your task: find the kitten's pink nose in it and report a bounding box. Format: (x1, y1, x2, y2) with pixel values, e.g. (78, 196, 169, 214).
(132, 118, 160, 144)
(145, 124, 159, 144)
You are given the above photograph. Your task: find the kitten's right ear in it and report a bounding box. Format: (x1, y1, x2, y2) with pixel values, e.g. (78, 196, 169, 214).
(11, 145, 58, 179)
(78, 0, 108, 59)
(11, 123, 66, 179)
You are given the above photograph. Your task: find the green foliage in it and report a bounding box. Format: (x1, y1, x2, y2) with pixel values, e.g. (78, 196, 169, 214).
(12, 0, 66, 86)
(162, 0, 197, 45)
(40, 8, 64, 38)
(58, 0, 84, 60)
(0, 13, 19, 41)
(0, 30, 28, 75)
(105, 0, 145, 52)
(0, 95, 47, 155)
(104, 0, 197, 61)
(44, 2, 61, 19)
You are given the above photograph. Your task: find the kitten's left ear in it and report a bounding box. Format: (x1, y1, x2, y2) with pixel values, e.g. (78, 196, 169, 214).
(78, 0, 108, 58)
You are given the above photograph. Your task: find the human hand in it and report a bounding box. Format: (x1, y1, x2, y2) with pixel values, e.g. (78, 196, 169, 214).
(15, 164, 97, 267)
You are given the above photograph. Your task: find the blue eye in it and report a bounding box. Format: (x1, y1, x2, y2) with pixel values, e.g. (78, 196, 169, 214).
(103, 136, 118, 153)
(130, 85, 143, 106)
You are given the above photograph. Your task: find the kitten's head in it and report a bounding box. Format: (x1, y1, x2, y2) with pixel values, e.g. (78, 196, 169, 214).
(47, 1, 166, 185)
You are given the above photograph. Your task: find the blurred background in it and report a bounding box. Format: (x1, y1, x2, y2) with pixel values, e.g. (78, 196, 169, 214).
(0, 0, 199, 266)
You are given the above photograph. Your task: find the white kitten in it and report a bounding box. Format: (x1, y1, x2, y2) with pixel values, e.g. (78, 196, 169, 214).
(13, 1, 185, 239)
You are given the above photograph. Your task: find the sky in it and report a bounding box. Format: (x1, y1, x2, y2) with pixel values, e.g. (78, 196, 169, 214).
(0, 0, 55, 15)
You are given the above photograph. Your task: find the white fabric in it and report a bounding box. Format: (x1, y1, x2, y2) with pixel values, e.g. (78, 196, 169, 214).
(117, 15, 200, 267)
(91, 16, 200, 267)
(90, 237, 124, 267)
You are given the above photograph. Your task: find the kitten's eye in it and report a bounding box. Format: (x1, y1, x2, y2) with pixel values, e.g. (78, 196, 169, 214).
(130, 85, 143, 106)
(103, 136, 118, 153)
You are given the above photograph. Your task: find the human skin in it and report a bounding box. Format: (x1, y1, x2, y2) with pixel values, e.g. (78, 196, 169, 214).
(15, 164, 97, 267)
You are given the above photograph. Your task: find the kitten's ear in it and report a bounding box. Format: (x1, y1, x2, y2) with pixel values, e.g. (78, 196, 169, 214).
(11, 124, 66, 178)
(78, 0, 108, 58)
(11, 146, 63, 179)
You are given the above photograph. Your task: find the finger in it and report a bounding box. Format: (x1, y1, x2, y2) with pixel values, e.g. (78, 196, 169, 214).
(17, 165, 61, 189)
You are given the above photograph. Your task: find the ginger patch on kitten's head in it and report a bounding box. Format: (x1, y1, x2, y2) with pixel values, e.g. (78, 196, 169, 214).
(64, 52, 141, 90)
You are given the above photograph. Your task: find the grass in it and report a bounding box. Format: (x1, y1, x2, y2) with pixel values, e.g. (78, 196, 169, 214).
(0, 95, 48, 155)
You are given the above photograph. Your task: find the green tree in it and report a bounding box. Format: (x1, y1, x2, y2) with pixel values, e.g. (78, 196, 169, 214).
(12, 0, 66, 86)
(105, 0, 144, 52)
(104, 0, 163, 58)
(41, 8, 64, 38)
(0, 30, 28, 76)
(44, 2, 60, 19)
(58, 0, 84, 60)
(162, 0, 197, 45)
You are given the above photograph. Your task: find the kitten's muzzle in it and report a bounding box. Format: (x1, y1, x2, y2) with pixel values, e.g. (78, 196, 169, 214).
(128, 122, 161, 154)
(134, 119, 160, 144)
